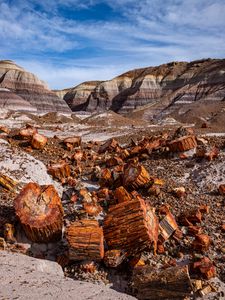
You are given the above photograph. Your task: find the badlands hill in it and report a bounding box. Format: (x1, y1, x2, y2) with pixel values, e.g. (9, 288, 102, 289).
(0, 60, 71, 114)
(57, 58, 225, 123)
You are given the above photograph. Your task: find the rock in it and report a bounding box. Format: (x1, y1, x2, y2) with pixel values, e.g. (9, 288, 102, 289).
(14, 182, 64, 243)
(0, 251, 135, 299)
(192, 234, 211, 252)
(0, 60, 71, 113)
(63, 136, 81, 150)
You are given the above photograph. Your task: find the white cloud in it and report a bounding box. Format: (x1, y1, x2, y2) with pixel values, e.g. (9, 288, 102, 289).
(0, 0, 224, 88)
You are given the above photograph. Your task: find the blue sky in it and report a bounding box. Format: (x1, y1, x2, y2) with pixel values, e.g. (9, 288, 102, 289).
(0, 0, 225, 89)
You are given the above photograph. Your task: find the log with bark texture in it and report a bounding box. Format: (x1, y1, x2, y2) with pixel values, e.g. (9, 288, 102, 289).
(31, 133, 48, 149)
(168, 135, 197, 152)
(123, 164, 151, 189)
(14, 182, 64, 243)
(104, 197, 158, 255)
(0, 173, 17, 191)
(132, 265, 192, 300)
(47, 161, 71, 180)
(66, 219, 104, 261)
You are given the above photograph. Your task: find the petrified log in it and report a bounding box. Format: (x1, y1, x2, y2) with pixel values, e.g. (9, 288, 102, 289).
(14, 182, 64, 243)
(48, 161, 71, 180)
(63, 136, 81, 150)
(123, 164, 151, 189)
(104, 197, 158, 255)
(168, 135, 197, 152)
(98, 138, 119, 153)
(114, 186, 132, 203)
(132, 265, 192, 300)
(0, 173, 17, 191)
(31, 133, 48, 149)
(66, 219, 104, 261)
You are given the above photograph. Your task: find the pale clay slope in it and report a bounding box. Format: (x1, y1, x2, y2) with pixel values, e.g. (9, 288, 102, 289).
(0, 251, 135, 300)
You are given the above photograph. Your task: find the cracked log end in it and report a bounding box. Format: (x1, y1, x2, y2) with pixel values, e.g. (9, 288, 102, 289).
(14, 182, 64, 243)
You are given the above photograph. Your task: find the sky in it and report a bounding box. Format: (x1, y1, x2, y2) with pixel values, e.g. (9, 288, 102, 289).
(0, 0, 225, 89)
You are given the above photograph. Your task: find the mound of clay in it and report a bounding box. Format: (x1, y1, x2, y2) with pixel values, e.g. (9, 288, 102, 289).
(82, 111, 147, 127)
(0, 60, 71, 114)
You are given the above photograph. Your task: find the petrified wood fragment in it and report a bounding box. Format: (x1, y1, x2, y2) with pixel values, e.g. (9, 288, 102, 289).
(19, 125, 37, 139)
(14, 182, 64, 243)
(123, 164, 151, 189)
(31, 133, 48, 149)
(159, 210, 178, 242)
(104, 197, 158, 255)
(66, 219, 104, 261)
(104, 249, 126, 268)
(132, 265, 192, 300)
(63, 136, 81, 150)
(98, 138, 119, 154)
(168, 135, 197, 152)
(0, 173, 17, 191)
(192, 234, 211, 252)
(48, 161, 71, 180)
(114, 186, 132, 203)
(4, 223, 16, 244)
(192, 257, 216, 279)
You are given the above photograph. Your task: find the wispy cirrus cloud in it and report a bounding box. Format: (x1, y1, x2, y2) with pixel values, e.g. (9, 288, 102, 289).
(0, 0, 225, 89)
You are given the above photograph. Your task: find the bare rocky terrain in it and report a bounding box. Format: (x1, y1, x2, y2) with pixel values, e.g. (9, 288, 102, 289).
(0, 108, 224, 300)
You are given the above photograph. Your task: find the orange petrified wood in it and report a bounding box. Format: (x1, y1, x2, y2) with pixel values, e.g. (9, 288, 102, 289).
(66, 219, 104, 261)
(31, 133, 48, 149)
(48, 161, 71, 180)
(123, 164, 151, 189)
(14, 182, 64, 243)
(168, 135, 197, 152)
(103, 197, 158, 255)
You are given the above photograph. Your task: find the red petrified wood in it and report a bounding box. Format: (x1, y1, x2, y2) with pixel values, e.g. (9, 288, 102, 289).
(48, 161, 71, 181)
(14, 182, 64, 243)
(168, 135, 197, 152)
(123, 164, 151, 189)
(103, 196, 158, 255)
(65, 219, 104, 261)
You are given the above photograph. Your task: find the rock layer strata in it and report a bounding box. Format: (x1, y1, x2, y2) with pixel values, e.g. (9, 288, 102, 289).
(0, 60, 71, 113)
(60, 59, 225, 120)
